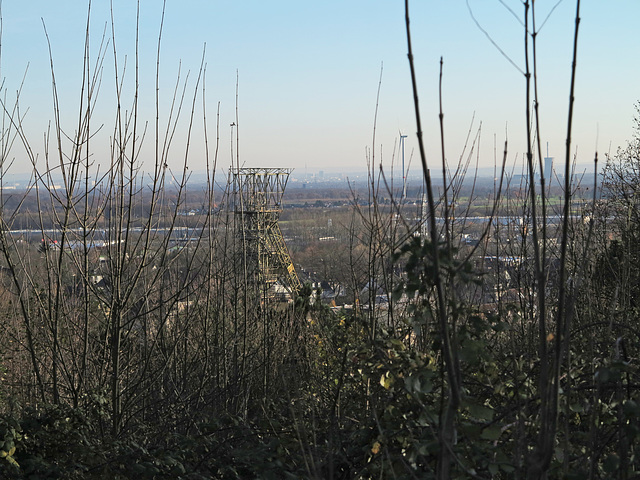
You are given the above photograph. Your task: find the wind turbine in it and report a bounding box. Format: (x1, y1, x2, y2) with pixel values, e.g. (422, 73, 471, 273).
(400, 132, 408, 200)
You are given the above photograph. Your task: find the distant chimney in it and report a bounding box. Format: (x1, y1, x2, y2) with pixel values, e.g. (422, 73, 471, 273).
(544, 156, 553, 185)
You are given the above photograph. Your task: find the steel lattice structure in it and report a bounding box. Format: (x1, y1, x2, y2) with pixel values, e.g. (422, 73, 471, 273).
(232, 167, 301, 296)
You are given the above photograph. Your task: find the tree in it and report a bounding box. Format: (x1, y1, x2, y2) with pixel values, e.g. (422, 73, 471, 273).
(600, 102, 640, 314)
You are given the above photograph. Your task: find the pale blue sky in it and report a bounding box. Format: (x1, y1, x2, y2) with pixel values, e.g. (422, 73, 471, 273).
(1, 1, 638, 177)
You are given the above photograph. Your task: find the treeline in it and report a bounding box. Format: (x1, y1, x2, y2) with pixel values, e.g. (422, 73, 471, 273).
(1, 120, 639, 479)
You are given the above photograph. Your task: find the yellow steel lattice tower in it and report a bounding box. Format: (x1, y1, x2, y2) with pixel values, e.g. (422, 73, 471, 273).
(232, 167, 301, 296)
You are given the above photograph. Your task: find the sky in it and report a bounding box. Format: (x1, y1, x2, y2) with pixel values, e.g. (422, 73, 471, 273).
(1, 1, 638, 180)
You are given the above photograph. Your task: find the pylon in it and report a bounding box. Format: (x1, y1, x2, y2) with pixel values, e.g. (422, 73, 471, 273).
(232, 167, 301, 297)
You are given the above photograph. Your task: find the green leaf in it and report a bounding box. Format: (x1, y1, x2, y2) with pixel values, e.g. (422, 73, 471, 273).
(500, 463, 516, 473)
(569, 403, 584, 413)
(480, 425, 501, 441)
(468, 404, 494, 422)
(603, 454, 620, 473)
(624, 399, 640, 417)
(420, 377, 433, 394)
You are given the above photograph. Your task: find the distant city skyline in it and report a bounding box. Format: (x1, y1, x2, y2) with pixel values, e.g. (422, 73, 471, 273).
(1, 1, 638, 178)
